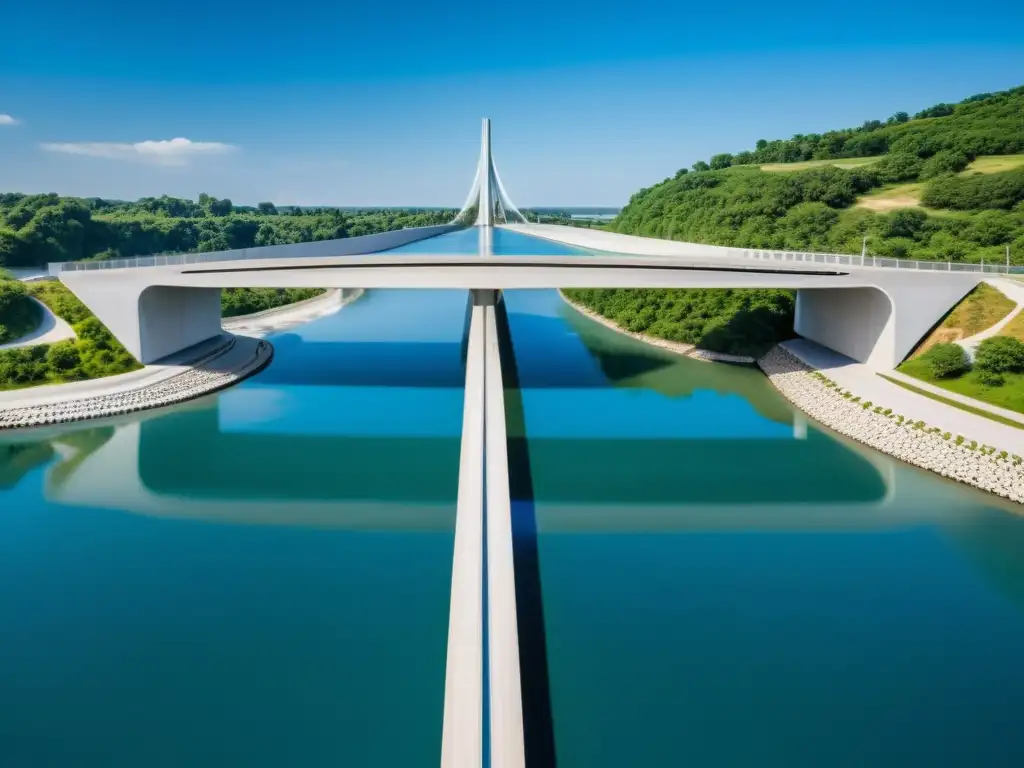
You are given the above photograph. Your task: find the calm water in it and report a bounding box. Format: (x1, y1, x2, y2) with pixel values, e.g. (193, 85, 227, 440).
(2, 228, 1024, 766)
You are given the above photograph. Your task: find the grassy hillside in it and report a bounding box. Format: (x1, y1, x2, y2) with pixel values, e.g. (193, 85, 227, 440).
(612, 85, 1024, 266)
(0, 279, 141, 390)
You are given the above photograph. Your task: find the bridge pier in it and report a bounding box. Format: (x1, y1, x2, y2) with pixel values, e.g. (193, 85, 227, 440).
(471, 288, 500, 306)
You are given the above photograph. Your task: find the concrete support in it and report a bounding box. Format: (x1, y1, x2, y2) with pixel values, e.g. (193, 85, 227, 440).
(483, 304, 526, 768)
(471, 289, 500, 306)
(441, 303, 486, 768)
(138, 286, 223, 363)
(795, 287, 894, 369)
(477, 119, 494, 227)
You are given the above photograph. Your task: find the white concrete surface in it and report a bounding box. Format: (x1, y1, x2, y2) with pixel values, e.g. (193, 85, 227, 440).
(59, 249, 980, 369)
(958, 278, 1024, 359)
(441, 300, 485, 768)
(0, 297, 76, 350)
(783, 339, 1024, 452)
(483, 303, 526, 768)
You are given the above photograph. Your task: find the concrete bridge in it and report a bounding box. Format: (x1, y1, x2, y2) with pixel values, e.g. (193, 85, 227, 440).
(40, 117, 995, 768)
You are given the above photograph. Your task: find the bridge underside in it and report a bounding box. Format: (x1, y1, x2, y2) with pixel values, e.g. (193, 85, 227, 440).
(59, 252, 977, 369)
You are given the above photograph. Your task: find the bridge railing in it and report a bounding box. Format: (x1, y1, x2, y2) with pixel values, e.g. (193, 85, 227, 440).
(49, 244, 1024, 276)
(734, 249, 1024, 275)
(50, 248, 264, 275)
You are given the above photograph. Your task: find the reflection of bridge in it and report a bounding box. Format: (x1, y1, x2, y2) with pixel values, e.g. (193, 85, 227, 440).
(43, 119, 994, 768)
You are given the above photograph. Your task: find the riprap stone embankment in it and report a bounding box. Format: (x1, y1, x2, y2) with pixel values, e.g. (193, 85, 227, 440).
(0, 335, 272, 430)
(759, 345, 1024, 504)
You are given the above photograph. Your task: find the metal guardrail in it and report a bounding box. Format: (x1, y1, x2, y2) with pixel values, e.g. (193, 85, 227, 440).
(729, 249, 1024, 275)
(50, 245, 1023, 276)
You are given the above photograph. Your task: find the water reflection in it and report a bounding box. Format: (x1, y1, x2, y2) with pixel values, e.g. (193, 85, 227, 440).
(502, 287, 1024, 768)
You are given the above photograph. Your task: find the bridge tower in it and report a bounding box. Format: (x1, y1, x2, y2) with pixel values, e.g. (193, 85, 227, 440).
(454, 118, 528, 227)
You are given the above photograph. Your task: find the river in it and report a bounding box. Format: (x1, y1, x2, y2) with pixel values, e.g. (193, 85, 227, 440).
(2, 228, 1024, 766)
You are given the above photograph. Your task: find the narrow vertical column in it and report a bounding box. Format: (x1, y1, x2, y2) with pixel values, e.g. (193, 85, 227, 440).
(483, 303, 526, 768)
(440, 301, 486, 768)
(477, 118, 494, 227)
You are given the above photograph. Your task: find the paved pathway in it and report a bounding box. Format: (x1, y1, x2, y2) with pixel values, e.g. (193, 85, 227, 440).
(782, 339, 1024, 452)
(958, 278, 1024, 359)
(0, 298, 76, 350)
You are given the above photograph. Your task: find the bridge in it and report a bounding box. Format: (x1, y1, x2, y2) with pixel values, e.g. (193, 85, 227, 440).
(43, 119, 993, 768)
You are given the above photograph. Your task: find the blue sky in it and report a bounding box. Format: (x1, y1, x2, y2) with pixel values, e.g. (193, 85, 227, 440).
(1, 1, 1022, 207)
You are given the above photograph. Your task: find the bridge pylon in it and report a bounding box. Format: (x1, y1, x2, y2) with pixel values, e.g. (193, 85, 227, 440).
(454, 118, 528, 227)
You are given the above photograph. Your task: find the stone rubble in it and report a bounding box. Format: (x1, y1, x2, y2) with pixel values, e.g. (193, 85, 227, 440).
(759, 345, 1024, 505)
(0, 336, 273, 430)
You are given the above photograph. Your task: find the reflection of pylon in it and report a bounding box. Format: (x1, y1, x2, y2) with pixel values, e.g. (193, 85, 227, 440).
(453, 118, 527, 227)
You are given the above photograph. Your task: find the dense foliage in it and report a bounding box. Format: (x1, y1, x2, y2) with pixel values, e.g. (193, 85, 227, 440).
(563, 288, 795, 357)
(690, 86, 1024, 168)
(921, 342, 970, 378)
(221, 288, 325, 317)
(0, 279, 40, 343)
(612, 84, 1024, 265)
(0, 193, 457, 268)
(974, 336, 1024, 375)
(0, 280, 141, 389)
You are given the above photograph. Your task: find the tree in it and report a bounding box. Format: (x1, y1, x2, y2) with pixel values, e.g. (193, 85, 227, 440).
(709, 153, 734, 170)
(257, 201, 278, 215)
(923, 343, 969, 378)
(974, 336, 1024, 373)
(208, 198, 233, 216)
(887, 112, 909, 125)
(691, 160, 710, 172)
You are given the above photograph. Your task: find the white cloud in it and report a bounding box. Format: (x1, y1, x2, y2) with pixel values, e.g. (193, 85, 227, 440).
(0, 114, 18, 126)
(40, 137, 236, 166)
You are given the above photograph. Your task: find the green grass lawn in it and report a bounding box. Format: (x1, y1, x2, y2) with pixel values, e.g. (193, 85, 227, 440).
(760, 157, 881, 172)
(898, 355, 1024, 415)
(961, 154, 1024, 175)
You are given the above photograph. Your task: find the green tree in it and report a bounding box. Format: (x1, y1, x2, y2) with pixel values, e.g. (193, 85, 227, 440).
(975, 337, 1024, 373)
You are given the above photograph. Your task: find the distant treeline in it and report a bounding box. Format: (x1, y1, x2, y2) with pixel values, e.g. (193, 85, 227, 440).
(0, 193, 458, 267)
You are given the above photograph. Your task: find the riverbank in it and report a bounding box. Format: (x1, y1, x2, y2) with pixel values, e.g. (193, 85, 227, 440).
(222, 288, 363, 337)
(0, 335, 273, 430)
(760, 344, 1024, 504)
(0, 287, 366, 429)
(557, 290, 755, 364)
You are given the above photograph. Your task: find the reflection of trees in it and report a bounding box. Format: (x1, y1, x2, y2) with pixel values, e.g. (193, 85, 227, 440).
(0, 441, 55, 489)
(943, 511, 1024, 614)
(561, 305, 795, 424)
(0, 425, 115, 491)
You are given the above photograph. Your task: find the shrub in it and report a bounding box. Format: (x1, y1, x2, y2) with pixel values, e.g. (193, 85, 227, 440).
(923, 342, 970, 378)
(976, 369, 1005, 387)
(974, 336, 1024, 373)
(46, 340, 81, 371)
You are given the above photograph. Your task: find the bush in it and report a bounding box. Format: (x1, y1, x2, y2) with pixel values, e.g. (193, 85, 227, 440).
(46, 340, 81, 371)
(976, 369, 1005, 387)
(923, 342, 970, 378)
(974, 336, 1024, 373)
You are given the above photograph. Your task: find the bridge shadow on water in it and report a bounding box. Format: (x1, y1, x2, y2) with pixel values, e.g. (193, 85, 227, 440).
(496, 298, 558, 768)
